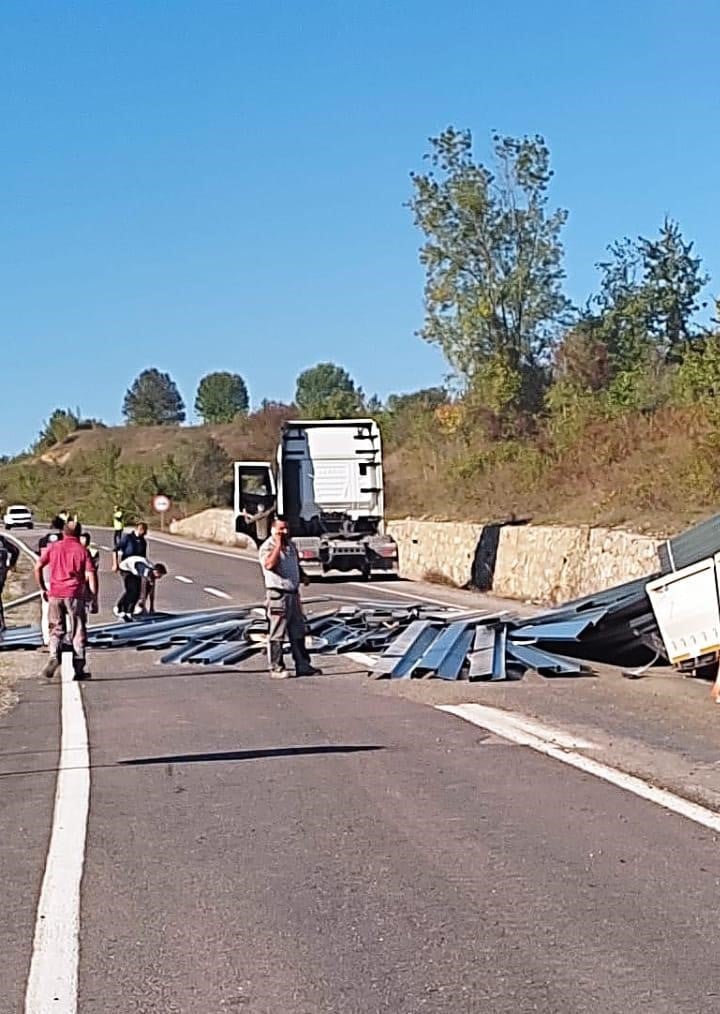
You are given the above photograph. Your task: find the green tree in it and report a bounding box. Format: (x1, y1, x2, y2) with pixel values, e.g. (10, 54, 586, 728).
(294, 362, 364, 418)
(553, 317, 612, 393)
(122, 368, 186, 426)
(195, 371, 250, 423)
(386, 387, 448, 415)
(408, 128, 571, 391)
(34, 408, 80, 452)
(592, 219, 708, 374)
(159, 436, 232, 504)
(640, 219, 708, 355)
(673, 329, 720, 408)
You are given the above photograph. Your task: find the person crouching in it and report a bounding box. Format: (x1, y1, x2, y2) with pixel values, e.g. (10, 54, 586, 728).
(114, 555, 167, 621)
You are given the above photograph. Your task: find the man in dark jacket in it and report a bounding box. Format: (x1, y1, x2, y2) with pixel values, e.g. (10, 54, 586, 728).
(113, 522, 147, 572)
(0, 534, 20, 632)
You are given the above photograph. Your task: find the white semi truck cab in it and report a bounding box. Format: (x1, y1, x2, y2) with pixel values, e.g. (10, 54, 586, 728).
(233, 418, 398, 579)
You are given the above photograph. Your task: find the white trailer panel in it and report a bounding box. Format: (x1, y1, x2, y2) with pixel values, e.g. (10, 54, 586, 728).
(646, 557, 720, 666)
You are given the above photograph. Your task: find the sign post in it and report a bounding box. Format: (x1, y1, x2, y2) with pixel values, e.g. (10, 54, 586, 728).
(152, 493, 171, 531)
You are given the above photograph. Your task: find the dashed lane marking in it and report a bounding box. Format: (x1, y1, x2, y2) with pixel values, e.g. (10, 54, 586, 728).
(204, 586, 232, 600)
(438, 703, 720, 835)
(25, 660, 90, 1013)
(174, 575, 193, 584)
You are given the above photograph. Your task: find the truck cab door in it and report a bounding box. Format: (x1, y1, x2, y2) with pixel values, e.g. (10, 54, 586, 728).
(234, 462, 276, 545)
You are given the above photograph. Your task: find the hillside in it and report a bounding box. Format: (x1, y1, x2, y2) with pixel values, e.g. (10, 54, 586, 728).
(1, 403, 719, 537)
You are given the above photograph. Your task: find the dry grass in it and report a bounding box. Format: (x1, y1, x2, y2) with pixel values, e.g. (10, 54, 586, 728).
(386, 406, 720, 536)
(6, 402, 720, 538)
(0, 555, 41, 716)
(38, 405, 294, 467)
(422, 569, 461, 587)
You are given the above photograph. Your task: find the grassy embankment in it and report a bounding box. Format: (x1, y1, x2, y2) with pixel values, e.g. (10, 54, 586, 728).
(0, 401, 718, 537)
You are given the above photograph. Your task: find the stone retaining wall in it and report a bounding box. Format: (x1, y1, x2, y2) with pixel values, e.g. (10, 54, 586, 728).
(387, 519, 662, 603)
(169, 508, 250, 548)
(169, 509, 663, 605)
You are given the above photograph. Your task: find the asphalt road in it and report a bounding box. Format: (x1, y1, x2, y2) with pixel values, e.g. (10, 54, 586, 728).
(3, 528, 720, 1012)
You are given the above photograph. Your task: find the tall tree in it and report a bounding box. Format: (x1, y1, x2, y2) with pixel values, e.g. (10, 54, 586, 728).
(408, 128, 571, 385)
(592, 219, 708, 372)
(122, 368, 186, 426)
(195, 371, 250, 423)
(640, 218, 708, 355)
(294, 362, 364, 418)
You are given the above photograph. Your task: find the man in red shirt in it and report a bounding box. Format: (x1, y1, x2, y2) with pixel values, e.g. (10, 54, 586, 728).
(34, 520, 98, 680)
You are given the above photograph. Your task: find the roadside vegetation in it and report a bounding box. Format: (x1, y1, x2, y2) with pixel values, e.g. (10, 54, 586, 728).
(2, 128, 719, 535)
(0, 550, 40, 714)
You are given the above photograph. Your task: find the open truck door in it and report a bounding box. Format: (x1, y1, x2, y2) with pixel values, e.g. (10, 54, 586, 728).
(233, 461, 276, 545)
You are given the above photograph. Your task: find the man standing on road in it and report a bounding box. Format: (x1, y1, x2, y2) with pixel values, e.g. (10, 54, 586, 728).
(80, 531, 101, 614)
(34, 520, 97, 680)
(113, 521, 147, 572)
(259, 517, 321, 679)
(112, 505, 124, 549)
(37, 515, 66, 646)
(0, 533, 20, 632)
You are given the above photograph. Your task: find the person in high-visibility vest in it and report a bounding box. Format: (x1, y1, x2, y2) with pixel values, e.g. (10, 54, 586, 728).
(112, 506, 124, 550)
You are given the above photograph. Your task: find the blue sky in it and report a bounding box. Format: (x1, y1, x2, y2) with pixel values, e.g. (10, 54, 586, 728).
(2, 1, 719, 455)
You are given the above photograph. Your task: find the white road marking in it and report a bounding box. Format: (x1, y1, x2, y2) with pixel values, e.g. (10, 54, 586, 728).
(25, 661, 90, 1013)
(438, 703, 720, 834)
(204, 586, 232, 600)
(148, 531, 258, 562)
(99, 545, 113, 553)
(174, 575, 193, 584)
(99, 527, 487, 612)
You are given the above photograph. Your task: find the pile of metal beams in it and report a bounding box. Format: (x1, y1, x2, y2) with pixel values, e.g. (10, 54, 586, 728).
(12, 513, 720, 680)
(0, 599, 604, 681)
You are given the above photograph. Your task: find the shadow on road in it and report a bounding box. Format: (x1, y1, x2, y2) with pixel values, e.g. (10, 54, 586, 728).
(118, 744, 384, 766)
(0, 744, 384, 778)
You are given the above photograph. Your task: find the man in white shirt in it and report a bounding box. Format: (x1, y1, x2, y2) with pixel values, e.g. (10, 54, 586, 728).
(114, 556, 167, 621)
(258, 517, 320, 679)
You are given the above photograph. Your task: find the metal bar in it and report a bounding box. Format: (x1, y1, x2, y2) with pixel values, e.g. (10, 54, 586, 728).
(389, 624, 443, 679)
(435, 626, 475, 680)
(506, 642, 584, 676)
(468, 625, 496, 680)
(491, 626, 507, 681)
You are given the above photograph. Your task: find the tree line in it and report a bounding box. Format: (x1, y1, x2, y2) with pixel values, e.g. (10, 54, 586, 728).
(28, 361, 376, 454)
(407, 127, 714, 426)
(23, 125, 720, 512)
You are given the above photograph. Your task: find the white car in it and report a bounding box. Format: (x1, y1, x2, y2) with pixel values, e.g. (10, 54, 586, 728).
(3, 504, 34, 530)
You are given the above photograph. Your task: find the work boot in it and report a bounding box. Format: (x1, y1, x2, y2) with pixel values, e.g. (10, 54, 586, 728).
(41, 656, 60, 679)
(73, 658, 91, 680)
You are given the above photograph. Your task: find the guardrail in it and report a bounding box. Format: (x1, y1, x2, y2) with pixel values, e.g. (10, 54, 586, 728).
(2, 531, 41, 613)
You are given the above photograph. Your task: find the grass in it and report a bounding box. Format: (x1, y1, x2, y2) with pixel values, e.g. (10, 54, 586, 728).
(0, 553, 41, 716)
(2, 402, 720, 537)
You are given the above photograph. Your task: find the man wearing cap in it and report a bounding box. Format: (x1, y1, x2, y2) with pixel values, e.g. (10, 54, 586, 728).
(258, 516, 321, 679)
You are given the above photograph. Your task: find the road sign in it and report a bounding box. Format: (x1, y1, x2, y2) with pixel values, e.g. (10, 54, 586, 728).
(153, 494, 171, 513)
